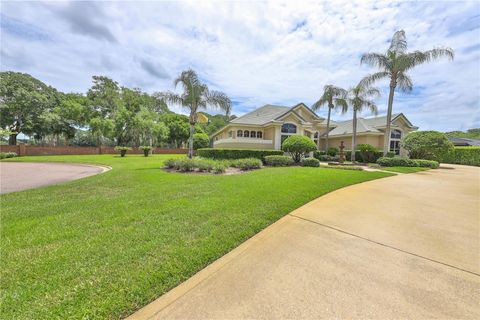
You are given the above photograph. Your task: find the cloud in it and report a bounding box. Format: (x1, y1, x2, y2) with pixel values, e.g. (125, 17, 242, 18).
(1, 0, 479, 131)
(140, 59, 169, 79)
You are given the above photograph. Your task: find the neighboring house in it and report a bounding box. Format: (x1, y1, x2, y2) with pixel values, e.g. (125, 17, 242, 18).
(210, 103, 418, 156)
(448, 138, 480, 146)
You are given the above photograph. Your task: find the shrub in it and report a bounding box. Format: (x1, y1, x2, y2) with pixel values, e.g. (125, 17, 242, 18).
(325, 165, 364, 171)
(264, 155, 294, 166)
(386, 152, 395, 158)
(345, 149, 383, 163)
(441, 147, 480, 166)
(314, 153, 338, 162)
(281, 135, 317, 163)
(114, 146, 132, 157)
(377, 157, 439, 168)
(233, 158, 262, 170)
(175, 158, 196, 172)
(301, 158, 320, 167)
(327, 147, 339, 156)
(193, 133, 210, 150)
(402, 131, 454, 161)
(164, 158, 178, 168)
(212, 163, 226, 174)
(0, 152, 17, 159)
(139, 146, 152, 157)
(313, 150, 326, 158)
(197, 148, 283, 161)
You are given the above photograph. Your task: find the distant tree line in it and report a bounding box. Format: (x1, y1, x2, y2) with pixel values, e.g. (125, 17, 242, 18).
(0, 72, 233, 147)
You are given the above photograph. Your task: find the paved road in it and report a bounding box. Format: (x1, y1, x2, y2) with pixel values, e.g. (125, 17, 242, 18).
(130, 164, 480, 319)
(0, 162, 107, 194)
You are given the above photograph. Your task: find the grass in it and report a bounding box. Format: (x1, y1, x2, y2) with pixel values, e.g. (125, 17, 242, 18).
(378, 166, 431, 173)
(1, 155, 392, 319)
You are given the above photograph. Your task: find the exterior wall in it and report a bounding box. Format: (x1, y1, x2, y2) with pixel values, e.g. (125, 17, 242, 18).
(213, 141, 274, 150)
(326, 135, 383, 150)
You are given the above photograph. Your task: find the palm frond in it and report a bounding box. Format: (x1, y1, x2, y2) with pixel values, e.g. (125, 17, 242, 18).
(365, 87, 381, 98)
(173, 69, 200, 94)
(157, 91, 185, 106)
(360, 53, 390, 70)
(205, 90, 231, 113)
(360, 72, 390, 87)
(334, 97, 349, 114)
(389, 30, 407, 54)
(396, 73, 413, 92)
(364, 100, 378, 115)
(311, 93, 328, 111)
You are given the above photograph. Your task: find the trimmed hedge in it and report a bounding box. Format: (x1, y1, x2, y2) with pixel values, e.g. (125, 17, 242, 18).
(441, 147, 480, 166)
(264, 155, 294, 166)
(377, 157, 439, 169)
(346, 150, 383, 163)
(197, 148, 283, 161)
(301, 158, 320, 167)
(231, 158, 263, 170)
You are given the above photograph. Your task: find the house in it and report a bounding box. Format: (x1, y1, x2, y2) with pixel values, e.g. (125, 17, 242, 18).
(448, 137, 480, 147)
(211, 103, 418, 156)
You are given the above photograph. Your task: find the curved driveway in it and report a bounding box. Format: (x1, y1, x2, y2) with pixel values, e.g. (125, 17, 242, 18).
(0, 162, 107, 194)
(130, 164, 480, 319)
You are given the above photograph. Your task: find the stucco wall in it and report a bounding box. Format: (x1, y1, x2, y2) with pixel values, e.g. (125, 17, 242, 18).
(213, 142, 275, 149)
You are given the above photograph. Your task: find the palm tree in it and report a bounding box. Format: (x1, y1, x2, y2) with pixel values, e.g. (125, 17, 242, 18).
(311, 85, 348, 151)
(161, 69, 231, 158)
(361, 30, 454, 155)
(345, 82, 380, 162)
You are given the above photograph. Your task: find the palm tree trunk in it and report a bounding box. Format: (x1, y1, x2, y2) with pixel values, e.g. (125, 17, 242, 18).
(188, 123, 194, 158)
(324, 105, 332, 151)
(383, 83, 396, 156)
(351, 109, 357, 162)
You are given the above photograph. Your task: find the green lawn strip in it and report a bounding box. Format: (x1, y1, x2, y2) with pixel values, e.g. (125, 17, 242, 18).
(1, 155, 392, 319)
(378, 166, 431, 173)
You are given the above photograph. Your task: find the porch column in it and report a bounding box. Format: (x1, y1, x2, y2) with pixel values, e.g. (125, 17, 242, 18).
(274, 126, 281, 150)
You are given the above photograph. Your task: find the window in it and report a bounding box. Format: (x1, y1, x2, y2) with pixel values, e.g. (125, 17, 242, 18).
(281, 123, 297, 134)
(257, 131, 263, 139)
(244, 130, 250, 138)
(250, 131, 256, 138)
(237, 130, 243, 138)
(390, 129, 402, 155)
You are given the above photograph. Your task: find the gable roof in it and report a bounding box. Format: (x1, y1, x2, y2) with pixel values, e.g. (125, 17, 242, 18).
(448, 137, 480, 146)
(328, 113, 417, 137)
(230, 103, 324, 126)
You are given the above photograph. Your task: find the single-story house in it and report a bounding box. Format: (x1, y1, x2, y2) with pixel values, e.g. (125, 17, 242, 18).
(448, 137, 480, 146)
(211, 103, 418, 156)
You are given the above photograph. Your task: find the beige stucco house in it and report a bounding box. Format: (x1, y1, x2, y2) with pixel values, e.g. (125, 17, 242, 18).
(211, 103, 418, 156)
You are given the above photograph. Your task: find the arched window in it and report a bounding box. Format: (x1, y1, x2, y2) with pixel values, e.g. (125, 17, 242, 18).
(281, 123, 297, 134)
(391, 129, 402, 139)
(244, 130, 250, 138)
(237, 130, 243, 138)
(250, 131, 256, 138)
(257, 131, 263, 139)
(390, 129, 402, 155)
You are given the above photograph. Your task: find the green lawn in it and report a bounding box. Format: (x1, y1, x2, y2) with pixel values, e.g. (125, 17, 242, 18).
(1, 155, 392, 319)
(379, 166, 431, 173)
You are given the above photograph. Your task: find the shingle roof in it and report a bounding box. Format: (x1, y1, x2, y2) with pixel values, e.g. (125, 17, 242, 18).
(448, 138, 480, 146)
(230, 104, 292, 125)
(328, 114, 401, 136)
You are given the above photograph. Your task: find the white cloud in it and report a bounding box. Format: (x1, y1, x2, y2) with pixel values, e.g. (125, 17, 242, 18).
(1, 0, 479, 131)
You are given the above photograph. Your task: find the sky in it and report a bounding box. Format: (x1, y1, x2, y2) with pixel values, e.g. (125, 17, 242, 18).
(1, 0, 479, 131)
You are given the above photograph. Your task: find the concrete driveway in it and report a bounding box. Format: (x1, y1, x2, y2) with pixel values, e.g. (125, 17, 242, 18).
(0, 162, 108, 194)
(130, 164, 480, 319)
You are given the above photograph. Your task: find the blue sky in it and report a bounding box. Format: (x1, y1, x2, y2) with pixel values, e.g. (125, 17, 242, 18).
(1, 0, 479, 131)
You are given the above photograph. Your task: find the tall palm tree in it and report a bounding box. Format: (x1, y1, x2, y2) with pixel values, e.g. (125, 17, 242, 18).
(311, 85, 348, 151)
(345, 82, 380, 162)
(161, 69, 231, 158)
(361, 30, 454, 155)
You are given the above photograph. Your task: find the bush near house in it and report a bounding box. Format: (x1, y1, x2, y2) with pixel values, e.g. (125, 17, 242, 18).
(441, 147, 480, 166)
(264, 155, 294, 166)
(0, 152, 17, 159)
(327, 147, 339, 156)
(197, 148, 283, 161)
(314, 152, 338, 162)
(402, 131, 454, 161)
(281, 135, 317, 163)
(377, 157, 439, 168)
(193, 133, 210, 150)
(301, 158, 320, 167)
(231, 158, 263, 170)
